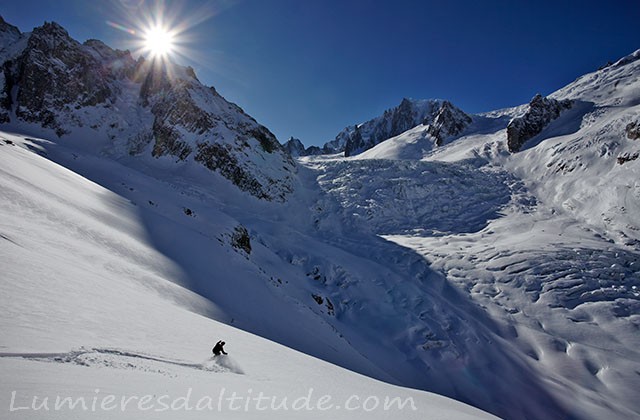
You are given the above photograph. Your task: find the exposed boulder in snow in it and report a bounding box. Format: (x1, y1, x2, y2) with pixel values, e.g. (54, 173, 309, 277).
(506, 94, 573, 152)
(626, 121, 640, 140)
(0, 18, 296, 201)
(311, 294, 336, 316)
(231, 225, 251, 254)
(325, 98, 471, 157)
(617, 151, 639, 165)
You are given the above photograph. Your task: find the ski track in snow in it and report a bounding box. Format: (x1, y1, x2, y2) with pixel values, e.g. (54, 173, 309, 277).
(0, 348, 243, 375)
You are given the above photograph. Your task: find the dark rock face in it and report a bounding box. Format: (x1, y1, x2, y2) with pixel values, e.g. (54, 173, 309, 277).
(195, 142, 270, 200)
(151, 119, 191, 160)
(390, 98, 420, 138)
(0, 17, 296, 201)
(322, 127, 355, 154)
(0, 16, 22, 123)
(134, 59, 294, 201)
(426, 101, 472, 146)
(343, 124, 366, 157)
(251, 126, 281, 154)
(231, 226, 251, 254)
(0, 70, 10, 124)
(506, 94, 573, 152)
(344, 98, 426, 156)
(617, 151, 639, 165)
(626, 121, 640, 140)
(283, 137, 326, 157)
(140, 62, 210, 160)
(0, 16, 20, 40)
(306, 145, 323, 155)
(283, 137, 306, 157)
(7, 22, 135, 134)
(329, 98, 470, 157)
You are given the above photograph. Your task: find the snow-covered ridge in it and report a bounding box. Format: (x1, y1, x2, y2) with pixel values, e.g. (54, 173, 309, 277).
(0, 17, 295, 201)
(319, 98, 472, 156)
(552, 48, 640, 106)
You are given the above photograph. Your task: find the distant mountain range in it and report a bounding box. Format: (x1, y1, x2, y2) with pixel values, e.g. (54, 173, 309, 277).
(286, 92, 577, 158)
(295, 98, 473, 156)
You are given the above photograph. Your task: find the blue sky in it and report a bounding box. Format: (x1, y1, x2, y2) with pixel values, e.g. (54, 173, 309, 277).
(3, 0, 640, 146)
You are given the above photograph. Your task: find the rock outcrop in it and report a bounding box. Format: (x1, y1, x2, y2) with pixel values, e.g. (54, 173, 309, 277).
(506, 94, 573, 152)
(626, 121, 639, 140)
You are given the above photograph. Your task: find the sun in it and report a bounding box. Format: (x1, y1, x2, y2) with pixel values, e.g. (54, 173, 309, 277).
(108, 0, 222, 65)
(143, 25, 176, 58)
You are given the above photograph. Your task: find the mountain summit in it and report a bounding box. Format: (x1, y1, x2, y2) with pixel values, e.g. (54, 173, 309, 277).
(0, 17, 295, 201)
(321, 98, 471, 156)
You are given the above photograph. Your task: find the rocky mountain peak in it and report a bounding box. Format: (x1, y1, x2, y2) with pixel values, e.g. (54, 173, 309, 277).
(282, 137, 324, 157)
(29, 21, 73, 49)
(0, 17, 296, 201)
(396, 97, 416, 113)
(0, 15, 21, 38)
(283, 137, 306, 157)
(331, 98, 470, 156)
(426, 100, 472, 146)
(3, 19, 131, 134)
(388, 98, 428, 137)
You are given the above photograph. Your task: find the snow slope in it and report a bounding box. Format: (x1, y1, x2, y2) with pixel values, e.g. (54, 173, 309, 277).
(0, 127, 543, 419)
(0, 132, 494, 419)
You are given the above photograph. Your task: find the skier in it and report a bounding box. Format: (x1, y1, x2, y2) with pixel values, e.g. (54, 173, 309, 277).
(212, 340, 227, 356)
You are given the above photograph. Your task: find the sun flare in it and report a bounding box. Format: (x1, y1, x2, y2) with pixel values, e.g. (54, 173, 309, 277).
(108, 1, 220, 66)
(143, 25, 175, 58)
